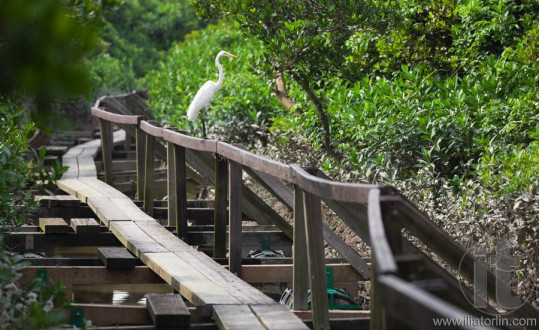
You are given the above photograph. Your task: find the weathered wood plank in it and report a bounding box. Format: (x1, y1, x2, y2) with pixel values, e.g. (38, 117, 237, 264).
(163, 128, 218, 153)
(97, 247, 136, 269)
(302, 191, 330, 330)
(228, 159, 242, 277)
(99, 118, 113, 184)
(35, 195, 80, 208)
(57, 178, 104, 202)
(146, 293, 191, 327)
(249, 304, 308, 329)
(109, 221, 168, 257)
(212, 305, 265, 330)
(70, 218, 100, 234)
(214, 155, 228, 258)
(87, 196, 131, 226)
(142, 252, 240, 306)
(143, 132, 156, 216)
(135, 127, 146, 201)
(290, 165, 375, 203)
(293, 185, 309, 310)
(91, 107, 143, 125)
(39, 218, 70, 234)
(176, 251, 275, 305)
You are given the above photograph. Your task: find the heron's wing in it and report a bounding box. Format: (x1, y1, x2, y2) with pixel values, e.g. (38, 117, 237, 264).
(187, 81, 219, 121)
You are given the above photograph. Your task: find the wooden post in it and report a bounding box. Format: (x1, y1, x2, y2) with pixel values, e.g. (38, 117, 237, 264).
(167, 142, 177, 226)
(214, 155, 228, 258)
(135, 127, 146, 201)
(293, 185, 309, 310)
(303, 191, 330, 330)
(228, 159, 242, 276)
(99, 119, 113, 185)
(174, 144, 188, 241)
(143, 133, 155, 216)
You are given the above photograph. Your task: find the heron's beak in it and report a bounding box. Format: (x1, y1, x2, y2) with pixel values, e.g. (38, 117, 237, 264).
(224, 52, 238, 58)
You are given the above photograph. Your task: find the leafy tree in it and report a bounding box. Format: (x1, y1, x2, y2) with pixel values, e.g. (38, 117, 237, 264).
(195, 0, 537, 157)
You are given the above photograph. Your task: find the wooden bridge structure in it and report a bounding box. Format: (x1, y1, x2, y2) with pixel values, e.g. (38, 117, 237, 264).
(9, 92, 538, 329)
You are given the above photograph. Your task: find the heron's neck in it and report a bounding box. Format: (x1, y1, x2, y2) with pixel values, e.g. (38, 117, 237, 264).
(215, 58, 224, 89)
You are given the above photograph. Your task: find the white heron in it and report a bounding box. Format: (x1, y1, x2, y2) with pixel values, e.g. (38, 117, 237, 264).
(187, 50, 237, 139)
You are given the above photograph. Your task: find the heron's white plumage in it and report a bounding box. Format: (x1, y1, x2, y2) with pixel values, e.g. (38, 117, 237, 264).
(186, 51, 237, 123)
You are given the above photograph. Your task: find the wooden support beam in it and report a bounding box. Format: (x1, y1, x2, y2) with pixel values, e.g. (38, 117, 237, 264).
(39, 218, 70, 234)
(228, 159, 242, 277)
(213, 155, 228, 258)
(302, 191, 330, 330)
(143, 132, 155, 216)
(135, 127, 146, 201)
(97, 247, 136, 269)
(146, 293, 191, 327)
(169, 143, 188, 241)
(99, 119, 113, 184)
(293, 185, 309, 310)
(70, 218, 100, 234)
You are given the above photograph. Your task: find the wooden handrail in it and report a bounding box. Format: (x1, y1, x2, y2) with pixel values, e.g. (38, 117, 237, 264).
(91, 107, 144, 125)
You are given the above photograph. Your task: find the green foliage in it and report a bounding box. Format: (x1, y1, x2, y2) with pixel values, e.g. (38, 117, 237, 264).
(0, 103, 37, 232)
(142, 23, 281, 145)
(101, 0, 205, 77)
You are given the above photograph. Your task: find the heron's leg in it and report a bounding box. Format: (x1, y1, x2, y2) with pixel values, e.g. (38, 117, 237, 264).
(201, 106, 208, 141)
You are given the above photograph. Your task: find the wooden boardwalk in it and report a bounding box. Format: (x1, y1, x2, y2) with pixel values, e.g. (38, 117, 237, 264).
(14, 91, 536, 329)
(56, 129, 307, 329)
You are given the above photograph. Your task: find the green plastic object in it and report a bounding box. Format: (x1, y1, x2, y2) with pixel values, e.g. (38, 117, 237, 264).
(37, 269, 47, 284)
(71, 307, 84, 327)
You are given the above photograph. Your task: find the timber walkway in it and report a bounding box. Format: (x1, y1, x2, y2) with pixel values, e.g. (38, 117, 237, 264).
(11, 92, 538, 329)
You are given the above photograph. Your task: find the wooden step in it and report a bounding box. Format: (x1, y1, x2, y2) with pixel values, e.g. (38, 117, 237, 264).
(146, 293, 190, 327)
(97, 247, 136, 269)
(35, 195, 80, 208)
(39, 218, 70, 234)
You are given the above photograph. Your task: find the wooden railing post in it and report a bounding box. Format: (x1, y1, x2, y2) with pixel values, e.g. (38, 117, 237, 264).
(167, 134, 188, 241)
(214, 155, 228, 258)
(99, 118, 113, 184)
(135, 127, 146, 201)
(293, 185, 309, 310)
(228, 159, 242, 276)
(143, 130, 156, 216)
(302, 191, 330, 330)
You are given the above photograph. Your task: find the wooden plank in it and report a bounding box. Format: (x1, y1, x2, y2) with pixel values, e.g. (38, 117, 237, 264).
(290, 165, 375, 203)
(142, 252, 240, 306)
(250, 304, 308, 329)
(216, 142, 292, 181)
(140, 120, 164, 138)
(293, 185, 309, 310)
(135, 221, 193, 252)
(109, 221, 168, 257)
(214, 155, 228, 258)
(91, 107, 143, 125)
(97, 247, 136, 269)
(176, 250, 276, 305)
(99, 118, 113, 184)
(72, 303, 152, 326)
(143, 133, 156, 216)
(228, 159, 242, 277)
(175, 144, 188, 241)
(34, 195, 80, 208)
(302, 191, 330, 330)
(109, 197, 155, 222)
(70, 218, 100, 234)
(19, 266, 164, 286)
(135, 127, 146, 201)
(77, 156, 97, 178)
(163, 128, 218, 153)
(87, 196, 131, 226)
(57, 178, 105, 203)
(80, 178, 127, 198)
(212, 305, 265, 330)
(39, 218, 70, 234)
(146, 293, 190, 327)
